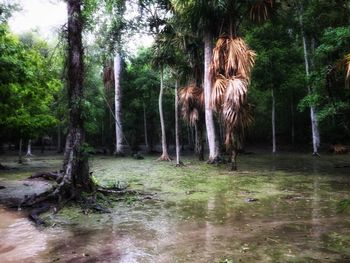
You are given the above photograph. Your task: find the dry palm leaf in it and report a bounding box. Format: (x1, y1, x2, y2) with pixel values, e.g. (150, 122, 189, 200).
(250, 0, 274, 23)
(226, 38, 256, 80)
(211, 74, 228, 112)
(224, 104, 253, 148)
(211, 37, 228, 76)
(179, 85, 204, 125)
(346, 53, 350, 89)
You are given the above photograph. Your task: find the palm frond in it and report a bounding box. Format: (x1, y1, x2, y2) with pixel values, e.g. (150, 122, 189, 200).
(226, 38, 256, 80)
(211, 37, 227, 76)
(250, 0, 274, 23)
(211, 74, 228, 112)
(179, 84, 204, 126)
(346, 53, 350, 89)
(224, 104, 253, 149)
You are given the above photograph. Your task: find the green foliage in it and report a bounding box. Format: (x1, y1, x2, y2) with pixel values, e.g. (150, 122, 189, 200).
(0, 25, 61, 142)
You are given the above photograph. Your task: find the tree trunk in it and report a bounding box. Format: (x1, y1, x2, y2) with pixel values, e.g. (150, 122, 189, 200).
(143, 102, 149, 153)
(175, 80, 181, 165)
(26, 139, 33, 156)
(114, 53, 124, 155)
(158, 66, 171, 161)
(291, 95, 295, 145)
(18, 138, 23, 164)
(58, 0, 94, 197)
(299, 7, 320, 155)
(203, 32, 218, 162)
(57, 125, 62, 153)
(271, 87, 276, 153)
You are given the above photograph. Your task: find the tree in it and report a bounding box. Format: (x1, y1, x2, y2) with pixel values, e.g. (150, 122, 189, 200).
(0, 25, 60, 163)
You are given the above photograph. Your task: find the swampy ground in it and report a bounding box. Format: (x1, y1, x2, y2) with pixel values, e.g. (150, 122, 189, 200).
(0, 152, 350, 263)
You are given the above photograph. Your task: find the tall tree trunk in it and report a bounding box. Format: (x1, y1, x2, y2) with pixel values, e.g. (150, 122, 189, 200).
(114, 53, 123, 155)
(57, 125, 62, 153)
(291, 95, 295, 145)
(175, 80, 181, 165)
(299, 6, 320, 155)
(18, 138, 23, 164)
(158, 66, 171, 161)
(26, 139, 33, 156)
(58, 0, 94, 197)
(203, 32, 218, 162)
(143, 102, 149, 153)
(271, 87, 276, 153)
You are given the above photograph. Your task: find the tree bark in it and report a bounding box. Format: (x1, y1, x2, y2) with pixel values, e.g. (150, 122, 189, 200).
(271, 87, 276, 153)
(114, 53, 124, 155)
(59, 0, 94, 197)
(26, 139, 33, 156)
(143, 102, 149, 153)
(57, 125, 62, 153)
(291, 95, 295, 145)
(175, 80, 181, 165)
(203, 32, 218, 162)
(158, 66, 171, 161)
(299, 6, 320, 155)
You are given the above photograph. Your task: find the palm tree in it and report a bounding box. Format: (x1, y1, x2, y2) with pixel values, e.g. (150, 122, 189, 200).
(210, 37, 255, 170)
(178, 84, 205, 160)
(172, 0, 273, 169)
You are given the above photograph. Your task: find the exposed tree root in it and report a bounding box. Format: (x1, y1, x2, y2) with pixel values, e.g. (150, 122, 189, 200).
(28, 203, 51, 225)
(175, 161, 185, 167)
(28, 171, 63, 182)
(207, 156, 223, 165)
(20, 172, 157, 226)
(312, 152, 321, 157)
(157, 154, 172, 161)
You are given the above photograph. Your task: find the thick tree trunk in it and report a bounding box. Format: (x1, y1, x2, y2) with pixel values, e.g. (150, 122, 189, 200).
(143, 102, 149, 152)
(175, 80, 181, 165)
(58, 0, 94, 197)
(203, 33, 218, 162)
(18, 138, 23, 164)
(271, 87, 276, 153)
(299, 7, 320, 155)
(158, 66, 171, 161)
(26, 139, 33, 156)
(114, 53, 124, 155)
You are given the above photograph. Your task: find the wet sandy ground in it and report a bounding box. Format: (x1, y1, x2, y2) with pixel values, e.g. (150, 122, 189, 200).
(0, 153, 350, 262)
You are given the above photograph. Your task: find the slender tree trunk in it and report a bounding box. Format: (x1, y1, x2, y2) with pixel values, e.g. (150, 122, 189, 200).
(114, 53, 124, 155)
(271, 87, 276, 153)
(175, 80, 181, 165)
(158, 66, 171, 161)
(58, 0, 94, 197)
(291, 96, 295, 145)
(26, 139, 33, 156)
(57, 124, 63, 153)
(299, 7, 320, 155)
(203, 33, 218, 162)
(143, 102, 149, 153)
(18, 138, 23, 164)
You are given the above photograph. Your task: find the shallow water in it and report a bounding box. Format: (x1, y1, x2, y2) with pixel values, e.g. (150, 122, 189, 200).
(1, 153, 350, 262)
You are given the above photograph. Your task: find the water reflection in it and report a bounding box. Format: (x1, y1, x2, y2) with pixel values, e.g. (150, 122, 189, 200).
(0, 153, 350, 262)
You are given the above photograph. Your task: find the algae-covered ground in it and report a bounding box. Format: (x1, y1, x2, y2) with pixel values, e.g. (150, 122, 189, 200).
(0, 153, 350, 262)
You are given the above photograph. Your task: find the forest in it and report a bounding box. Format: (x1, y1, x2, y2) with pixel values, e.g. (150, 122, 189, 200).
(0, 0, 350, 262)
